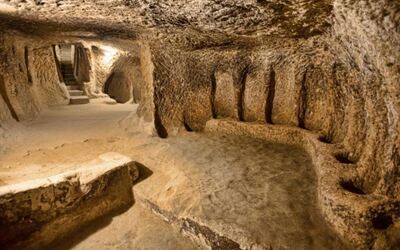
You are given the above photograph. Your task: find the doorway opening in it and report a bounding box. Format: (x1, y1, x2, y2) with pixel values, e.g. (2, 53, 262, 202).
(55, 44, 90, 105)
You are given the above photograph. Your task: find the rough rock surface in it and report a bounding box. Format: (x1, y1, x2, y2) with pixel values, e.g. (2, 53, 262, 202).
(0, 0, 399, 249)
(104, 51, 143, 103)
(86, 44, 121, 96)
(0, 153, 139, 249)
(0, 105, 349, 249)
(0, 0, 332, 39)
(0, 32, 69, 122)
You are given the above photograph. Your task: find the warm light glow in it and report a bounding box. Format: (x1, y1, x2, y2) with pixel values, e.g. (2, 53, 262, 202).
(102, 46, 118, 66)
(0, 3, 16, 13)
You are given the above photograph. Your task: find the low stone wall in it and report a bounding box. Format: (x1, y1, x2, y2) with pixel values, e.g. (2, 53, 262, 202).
(0, 153, 139, 249)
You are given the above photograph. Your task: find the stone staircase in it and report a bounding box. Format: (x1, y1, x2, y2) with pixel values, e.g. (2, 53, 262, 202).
(61, 63, 89, 105)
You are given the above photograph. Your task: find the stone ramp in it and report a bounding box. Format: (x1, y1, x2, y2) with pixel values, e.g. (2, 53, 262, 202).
(0, 153, 139, 249)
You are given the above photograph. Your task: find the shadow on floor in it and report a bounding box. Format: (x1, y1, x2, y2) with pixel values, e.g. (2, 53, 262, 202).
(52, 163, 153, 250)
(51, 200, 134, 250)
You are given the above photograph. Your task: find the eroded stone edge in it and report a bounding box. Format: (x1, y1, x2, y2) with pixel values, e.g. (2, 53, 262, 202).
(138, 197, 244, 250)
(0, 154, 139, 249)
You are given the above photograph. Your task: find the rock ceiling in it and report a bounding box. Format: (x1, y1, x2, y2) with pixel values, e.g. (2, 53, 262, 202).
(0, 0, 333, 40)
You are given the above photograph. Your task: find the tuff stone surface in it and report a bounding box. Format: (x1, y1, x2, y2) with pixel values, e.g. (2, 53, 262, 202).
(0, 153, 139, 249)
(0, 0, 333, 38)
(0, 0, 399, 249)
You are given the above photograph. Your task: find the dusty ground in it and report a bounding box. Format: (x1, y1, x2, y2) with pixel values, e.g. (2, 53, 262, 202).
(0, 102, 349, 249)
(53, 204, 204, 250)
(0, 99, 136, 185)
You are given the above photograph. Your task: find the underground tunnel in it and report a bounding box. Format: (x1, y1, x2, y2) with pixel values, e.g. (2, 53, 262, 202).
(0, 1, 399, 249)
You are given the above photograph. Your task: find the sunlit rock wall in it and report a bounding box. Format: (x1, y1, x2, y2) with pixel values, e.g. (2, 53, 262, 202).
(148, 37, 331, 134)
(31, 46, 69, 108)
(104, 49, 143, 104)
(144, 0, 399, 202)
(84, 45, 116, 97)
(140, 1, 400, 247)
(0, 32, 68, 124)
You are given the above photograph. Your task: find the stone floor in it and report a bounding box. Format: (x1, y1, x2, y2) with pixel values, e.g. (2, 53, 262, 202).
(0, 102, 349, 249)
(53, 204, 204, 250)
(0, 99, 136, 185)
(130, 133, 349, 249)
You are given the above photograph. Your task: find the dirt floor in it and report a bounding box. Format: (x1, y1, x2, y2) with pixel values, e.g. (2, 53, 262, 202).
(53, 203, 204, 250)
(0, 102, 349, 249)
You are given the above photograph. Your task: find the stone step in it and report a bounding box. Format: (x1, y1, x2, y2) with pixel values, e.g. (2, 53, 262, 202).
(70, 96, 90, 105)
(68, 90, 84, 96)
(66, 85, 81, 90)
(61, 64, 73, 68)
(64, 79, 76, 82)
(64, 78, 77, 82)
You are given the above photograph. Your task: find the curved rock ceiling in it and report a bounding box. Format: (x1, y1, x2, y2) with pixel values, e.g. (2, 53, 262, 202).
(0, 0, 333, 39)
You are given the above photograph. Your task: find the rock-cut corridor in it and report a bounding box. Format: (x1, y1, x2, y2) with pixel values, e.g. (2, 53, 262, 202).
(0, 1, 399, 250)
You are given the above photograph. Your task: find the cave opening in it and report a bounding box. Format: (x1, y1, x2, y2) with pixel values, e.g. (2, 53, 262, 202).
(57, 44, 76, 85)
